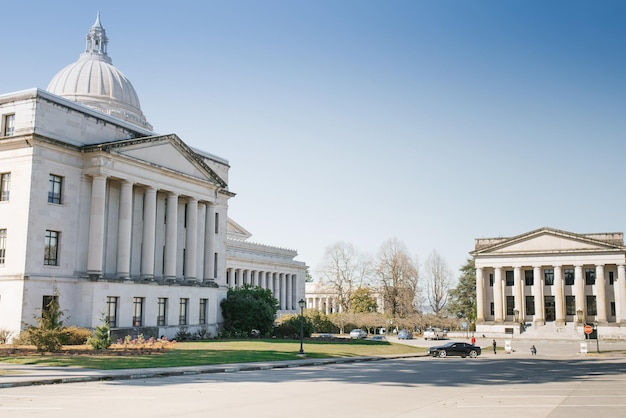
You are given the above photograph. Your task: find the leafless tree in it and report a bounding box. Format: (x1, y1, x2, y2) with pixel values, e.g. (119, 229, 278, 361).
(423, 250, 451, 315)
(374, 238, 420, 318)
(316, 242, 371, 312)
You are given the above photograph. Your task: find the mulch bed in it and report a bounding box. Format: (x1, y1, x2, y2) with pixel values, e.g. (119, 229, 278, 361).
(0, 345, 170, 356)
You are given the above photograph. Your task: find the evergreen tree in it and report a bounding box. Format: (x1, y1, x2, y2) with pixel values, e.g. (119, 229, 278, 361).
(447, 258, 476, 322)
(27, 296, 67, 352)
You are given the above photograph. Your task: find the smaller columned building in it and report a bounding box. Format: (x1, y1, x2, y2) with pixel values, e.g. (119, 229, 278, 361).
(472, 227, 626, 338)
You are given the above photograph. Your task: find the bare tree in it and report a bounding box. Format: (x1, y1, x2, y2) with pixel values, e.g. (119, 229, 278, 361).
(424, 250, 451, 315)
(316, 242, 370, 312)
(375, 238, 419, 318)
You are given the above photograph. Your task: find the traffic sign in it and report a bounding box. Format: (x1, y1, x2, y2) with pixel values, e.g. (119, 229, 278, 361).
(584, 325, 593, 335)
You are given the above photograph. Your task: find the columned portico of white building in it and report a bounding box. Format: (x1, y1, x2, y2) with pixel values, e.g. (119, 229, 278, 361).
(472, 228, 626, 339)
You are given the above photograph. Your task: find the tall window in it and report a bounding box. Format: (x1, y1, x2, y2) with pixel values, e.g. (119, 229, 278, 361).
(214, 253, 218, 279)
(585, 268, 596, 285)
(525, 296, 535, 315)
(489, 273, 494, 287)
(106, 296, 118, 328)
(179, 298, 188, 325)
(524, 270, 534, 286)
(609, 271, 615, 285)
(157, 298, 167, 326)
(490, 302, 494, 316)
(48, 174, 63, 204)
(0, 229, 6, 265)
(0, 173, 10, 201)
(199, 299, 208, 324)
(586, 295, 597, 315)
(3, 114, 15, 136)
(133, 297, 144, 327)
(611, 302, 616, 317)
(544, 269, 554, 286)
(564, 269, 575, 286)
(566, 296, 576, 315)
(506, 296, 515, 315)
(44, 230, 59, 266)
(215, 212, 219, 233)
(505, 270, 514, 286)
(42, 295, 58, 315)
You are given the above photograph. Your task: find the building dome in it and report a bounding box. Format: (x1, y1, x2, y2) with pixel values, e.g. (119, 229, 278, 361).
(47, 13, 153, 130)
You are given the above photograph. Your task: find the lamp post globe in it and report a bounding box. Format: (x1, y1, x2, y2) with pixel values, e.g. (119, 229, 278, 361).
(298, 299, 306, 355)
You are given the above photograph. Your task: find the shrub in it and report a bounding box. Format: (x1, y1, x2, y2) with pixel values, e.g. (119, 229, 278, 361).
(0, 329, 13, 344)
(175, 327, 192, 341)
(62, 326, 92, 345)
(11, 330, 32, 345)
(274, 315, 314, 339)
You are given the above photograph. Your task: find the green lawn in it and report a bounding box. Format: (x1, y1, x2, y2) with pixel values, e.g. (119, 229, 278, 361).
(0, 339, 425, 370)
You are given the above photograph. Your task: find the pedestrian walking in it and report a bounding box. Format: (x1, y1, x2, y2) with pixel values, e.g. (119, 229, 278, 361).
(530, 345, 537, 355)
(492, 339, 497, 354)
(471, 336, 476, 345)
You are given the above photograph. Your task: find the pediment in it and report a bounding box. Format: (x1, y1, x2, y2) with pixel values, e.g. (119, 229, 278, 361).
(86, 134, 227, 187)
(227, 218, 252, 240)
(475, 228, 624, 256)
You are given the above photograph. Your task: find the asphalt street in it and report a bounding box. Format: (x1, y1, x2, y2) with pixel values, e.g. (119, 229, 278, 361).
(1, 338, 626, 417)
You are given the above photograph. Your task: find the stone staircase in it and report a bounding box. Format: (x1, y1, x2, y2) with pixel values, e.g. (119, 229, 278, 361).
(520, 322, 581, 340)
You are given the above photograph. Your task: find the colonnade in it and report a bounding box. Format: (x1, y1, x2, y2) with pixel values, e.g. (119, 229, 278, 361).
(86, 175, 224, 282)
(225, 268, 298, 311)
(305, 296, 342, 315)
(476, 264, 626, 325)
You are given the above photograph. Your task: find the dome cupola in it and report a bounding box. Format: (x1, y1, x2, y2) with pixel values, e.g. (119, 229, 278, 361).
(47, 13, 153, 130)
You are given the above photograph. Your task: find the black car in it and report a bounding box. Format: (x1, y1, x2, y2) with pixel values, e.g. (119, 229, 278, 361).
(428, 341, 481, 358)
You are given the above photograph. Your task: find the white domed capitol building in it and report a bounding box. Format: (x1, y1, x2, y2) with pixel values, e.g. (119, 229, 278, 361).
(0, 14, 306, 341)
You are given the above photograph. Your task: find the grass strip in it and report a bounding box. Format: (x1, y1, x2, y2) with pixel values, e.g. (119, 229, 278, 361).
(0, 339, 425, 370)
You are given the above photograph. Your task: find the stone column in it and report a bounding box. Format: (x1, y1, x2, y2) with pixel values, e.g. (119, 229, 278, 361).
(87, 175, 107, 278)
(616, 265, 626, 323)
(141, 186, 156, 280)
(287, 274, 293, 310)
(476, 267, 485, 323)
(203, 203, 215, 281)
(163, 192, 178, 281)
(575, 265, 585, 318)
(494, 267, 503, 323)
(554, 265, 565, 325)
(533, 266, 544, 325)
(513, 266, 523, 323)
(280, 274, 286, 310)
(596, 264, 607, 323)
(116, 180, 133, 279)
(184, 198, 198, 282)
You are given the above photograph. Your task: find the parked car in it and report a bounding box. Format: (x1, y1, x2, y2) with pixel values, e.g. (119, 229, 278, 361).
(349, 329, 367, 339)
(428, 342, 481, 358)
(316, 333, 335, 339)
(423, 327, 446, 340)
(398, 329, 413, 340)
(369, 335, 387, 341)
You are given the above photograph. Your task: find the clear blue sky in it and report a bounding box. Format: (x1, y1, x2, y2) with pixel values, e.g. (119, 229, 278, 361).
(3, 1, 625, 282)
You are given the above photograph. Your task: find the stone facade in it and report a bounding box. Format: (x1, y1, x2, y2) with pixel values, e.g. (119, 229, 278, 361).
(472, 227, 626, 338)
(0, 16, 306, 342)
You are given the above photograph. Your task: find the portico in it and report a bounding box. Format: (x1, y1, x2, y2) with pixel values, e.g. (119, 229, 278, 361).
(473, 228, 626, 337)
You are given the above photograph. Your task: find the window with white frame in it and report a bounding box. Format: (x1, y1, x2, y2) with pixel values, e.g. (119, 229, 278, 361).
(179, 298, 188, 325)
(133, 297, 144, 327)
(199, 299, 208, 324)
(48, 174, 63, 204)
(0, 173, 10, 201)
(44, 230, 59, 266)
(3, 114, 15, 136)
(106, 296, 118, 328)
(0, 229, 6, 265)
(157, 298, 167, 326)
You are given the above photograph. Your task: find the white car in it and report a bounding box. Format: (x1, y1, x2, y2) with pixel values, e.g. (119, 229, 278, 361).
(349, 329, 367, 339)
(423, 327, 446, 340)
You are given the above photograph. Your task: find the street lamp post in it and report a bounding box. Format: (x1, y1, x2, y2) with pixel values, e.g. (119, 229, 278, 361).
(298, 298, 306, 356)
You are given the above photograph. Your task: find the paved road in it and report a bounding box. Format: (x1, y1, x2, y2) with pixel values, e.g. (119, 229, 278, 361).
(2, 346, 626, 417)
